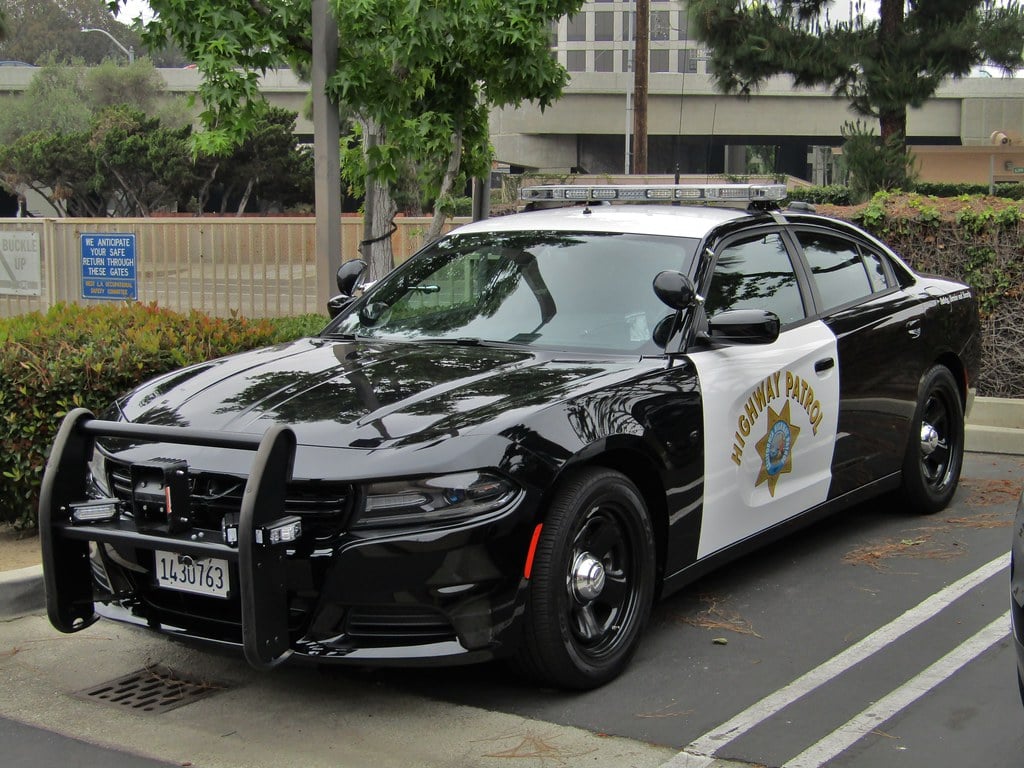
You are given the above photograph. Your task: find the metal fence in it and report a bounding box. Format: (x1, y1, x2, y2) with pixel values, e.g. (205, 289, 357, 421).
(0, 216, 465, 319)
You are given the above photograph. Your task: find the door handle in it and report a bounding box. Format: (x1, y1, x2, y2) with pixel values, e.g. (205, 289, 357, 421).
(906, 319, 922, 339)
(815, 357, 835, 374)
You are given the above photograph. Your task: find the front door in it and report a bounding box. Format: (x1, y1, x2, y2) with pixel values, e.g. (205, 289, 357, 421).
(688, 229, 841, 559)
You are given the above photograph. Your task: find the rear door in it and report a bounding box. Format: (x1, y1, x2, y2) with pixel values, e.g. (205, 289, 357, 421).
(791, 226, 926, 497)
(688, 227, 841, 559)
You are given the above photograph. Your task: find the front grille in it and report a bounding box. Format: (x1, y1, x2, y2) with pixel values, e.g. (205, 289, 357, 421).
(106, 459, 353, 531)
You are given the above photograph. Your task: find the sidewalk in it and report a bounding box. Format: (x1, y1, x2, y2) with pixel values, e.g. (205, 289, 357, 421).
(3, 396, 1021, 621)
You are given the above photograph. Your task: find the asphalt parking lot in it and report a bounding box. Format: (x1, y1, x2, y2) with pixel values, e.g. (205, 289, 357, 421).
(1, 451, 1022, 768)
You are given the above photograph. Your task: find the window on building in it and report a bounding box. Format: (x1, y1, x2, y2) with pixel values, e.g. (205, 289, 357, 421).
(651, 11, 671, 41)
(567, 50, 587, 72)
(567, 14, 587, 42)
(594, 49, 615, 72)
(679, 48, 698, 73)
(650, 49, 670, 73)
(594, 11, 614, 41)
(621, 11, 633, 40)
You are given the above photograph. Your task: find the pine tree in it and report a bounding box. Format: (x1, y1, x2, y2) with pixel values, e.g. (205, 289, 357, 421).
(691, 0, 1024, 147)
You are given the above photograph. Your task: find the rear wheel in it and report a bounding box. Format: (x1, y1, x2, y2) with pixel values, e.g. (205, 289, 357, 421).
(900, 366, 964, 514)
(515, 467, 655, 690)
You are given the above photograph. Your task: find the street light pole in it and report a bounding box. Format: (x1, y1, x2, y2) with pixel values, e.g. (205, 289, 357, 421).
(80, 27, 135, 63)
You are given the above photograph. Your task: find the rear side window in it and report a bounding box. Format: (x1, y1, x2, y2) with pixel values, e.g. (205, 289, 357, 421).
(862, 249, 892, 292)
(798, 232, 876, 312)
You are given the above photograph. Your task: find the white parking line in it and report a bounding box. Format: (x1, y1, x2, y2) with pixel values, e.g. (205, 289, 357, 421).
(782, 612, 1010, 768)
(660, 552, 1010, 768)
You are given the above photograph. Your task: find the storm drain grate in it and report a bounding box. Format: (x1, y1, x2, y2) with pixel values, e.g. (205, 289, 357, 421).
(75, 665, 227, 714)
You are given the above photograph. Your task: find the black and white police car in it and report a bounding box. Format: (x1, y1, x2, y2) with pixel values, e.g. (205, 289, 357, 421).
(41, 183, 980, 689)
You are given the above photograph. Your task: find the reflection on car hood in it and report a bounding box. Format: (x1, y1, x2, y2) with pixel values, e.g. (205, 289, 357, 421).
(117, 338, 648, 449)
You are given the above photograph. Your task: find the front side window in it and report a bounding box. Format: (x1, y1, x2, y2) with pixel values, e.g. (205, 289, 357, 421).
(329, 232, 698, 354)
(704, 232, 805, 325)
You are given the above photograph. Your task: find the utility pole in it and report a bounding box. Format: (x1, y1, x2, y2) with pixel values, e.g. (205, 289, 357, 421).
(632, 0, 649, 175)
(311, 0, 342, 310)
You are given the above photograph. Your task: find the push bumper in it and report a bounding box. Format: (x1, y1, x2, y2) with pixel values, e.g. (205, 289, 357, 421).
(40, 408, 299, 669)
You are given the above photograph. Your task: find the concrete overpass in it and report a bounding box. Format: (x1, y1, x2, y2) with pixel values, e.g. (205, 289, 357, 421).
(1, 65, 1022, 182)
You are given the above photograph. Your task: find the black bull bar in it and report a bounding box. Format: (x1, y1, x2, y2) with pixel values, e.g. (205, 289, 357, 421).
(39, 408, 298, 669)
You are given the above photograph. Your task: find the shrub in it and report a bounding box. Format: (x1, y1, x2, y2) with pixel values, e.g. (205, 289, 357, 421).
(0, 303, 326, 529)
(839, 121, 918, 202)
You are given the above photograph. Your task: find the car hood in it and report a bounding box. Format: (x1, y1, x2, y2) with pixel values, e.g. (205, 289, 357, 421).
(117, 338, 650, 450)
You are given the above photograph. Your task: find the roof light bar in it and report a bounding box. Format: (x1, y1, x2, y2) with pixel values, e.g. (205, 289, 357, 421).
(520, 183, 788, 204)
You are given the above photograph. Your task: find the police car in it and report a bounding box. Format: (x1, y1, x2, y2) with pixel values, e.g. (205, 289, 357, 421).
(40, 183, 980, 689)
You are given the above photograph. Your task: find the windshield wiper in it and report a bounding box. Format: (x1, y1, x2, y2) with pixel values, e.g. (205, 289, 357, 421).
(415, 337, 485, 346)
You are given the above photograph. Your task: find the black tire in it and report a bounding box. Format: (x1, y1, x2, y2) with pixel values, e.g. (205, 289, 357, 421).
(515, 467, 655, 690)
(900, 365, 964, 514)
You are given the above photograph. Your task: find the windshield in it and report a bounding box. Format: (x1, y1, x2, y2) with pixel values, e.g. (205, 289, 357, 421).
(327, 230, 698, 354)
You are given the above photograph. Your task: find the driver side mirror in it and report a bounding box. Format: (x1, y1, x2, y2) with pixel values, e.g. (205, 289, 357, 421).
(337, 259, 367, 295)
(653, 270, 697, 310)
(327, 259, 367, 318)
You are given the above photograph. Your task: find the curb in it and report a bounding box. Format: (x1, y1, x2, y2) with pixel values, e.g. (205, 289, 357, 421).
(0, 564, 44, 619)
(966, 396, 1024, 456)
(2, 400, 1021, 621)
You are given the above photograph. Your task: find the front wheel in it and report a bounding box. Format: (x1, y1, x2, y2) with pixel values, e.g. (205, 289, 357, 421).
(900, 365, 964, 514)
(515, 468, 655, 690)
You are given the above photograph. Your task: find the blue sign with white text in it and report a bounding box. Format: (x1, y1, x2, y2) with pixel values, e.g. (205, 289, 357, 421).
(81, 233, 137, 301)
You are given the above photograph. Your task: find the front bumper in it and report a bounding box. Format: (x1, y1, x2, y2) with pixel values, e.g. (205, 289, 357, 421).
(40, 409, 535, 669)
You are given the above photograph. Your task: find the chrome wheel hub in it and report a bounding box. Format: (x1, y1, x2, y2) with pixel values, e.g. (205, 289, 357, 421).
(920, 422, 940, 456)
(571, 552, 606, 602)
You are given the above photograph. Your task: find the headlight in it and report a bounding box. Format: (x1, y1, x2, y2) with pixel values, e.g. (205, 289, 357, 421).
(87, 447, 111, 497)
(354, 471, 519, 529)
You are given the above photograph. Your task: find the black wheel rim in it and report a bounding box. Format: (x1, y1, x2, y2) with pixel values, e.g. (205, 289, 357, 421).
(564, 501, 644, 662)
(920, 387, 957, 492)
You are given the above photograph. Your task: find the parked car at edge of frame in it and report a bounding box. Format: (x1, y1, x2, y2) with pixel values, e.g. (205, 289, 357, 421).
(40, 182, 980, 690)
(1010, 488, 1024, 703)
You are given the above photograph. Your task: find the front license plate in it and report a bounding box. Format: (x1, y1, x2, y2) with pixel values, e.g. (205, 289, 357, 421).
(155, 550, 230, 599)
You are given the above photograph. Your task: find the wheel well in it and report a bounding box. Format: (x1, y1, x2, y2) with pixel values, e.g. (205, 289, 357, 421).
(934, 352, 967, 406)
(579, 449, 669, 597)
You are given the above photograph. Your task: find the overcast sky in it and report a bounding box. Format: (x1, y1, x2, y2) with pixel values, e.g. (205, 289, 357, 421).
(116, 0, 154, 24)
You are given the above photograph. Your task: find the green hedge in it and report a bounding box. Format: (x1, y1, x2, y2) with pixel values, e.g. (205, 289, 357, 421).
(0, 303, 326, 529)
(818, 192, 1024, 399)
(787, 182, 1023, 206)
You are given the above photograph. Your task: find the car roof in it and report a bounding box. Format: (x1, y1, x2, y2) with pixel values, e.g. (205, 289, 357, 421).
(450, 204, 755, 240)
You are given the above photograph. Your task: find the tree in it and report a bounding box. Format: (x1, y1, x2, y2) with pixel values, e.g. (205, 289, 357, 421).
(206, 106, 315, 214)
(0, 57, 188, 144)
(0, 0, 141, 65)
(691, 0, 1024, 155)
(0, 61, 313, 215)
(0, 59, 93, 144)
(90, 106, 200, 215)
(134, 0, 582, 277)
(0, 129, 107, 216)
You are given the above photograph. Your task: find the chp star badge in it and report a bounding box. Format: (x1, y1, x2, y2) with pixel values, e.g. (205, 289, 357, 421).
(754, 402, 800, 497)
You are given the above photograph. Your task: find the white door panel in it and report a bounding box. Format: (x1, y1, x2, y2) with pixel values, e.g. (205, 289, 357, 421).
(689, 321, 840, 558)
